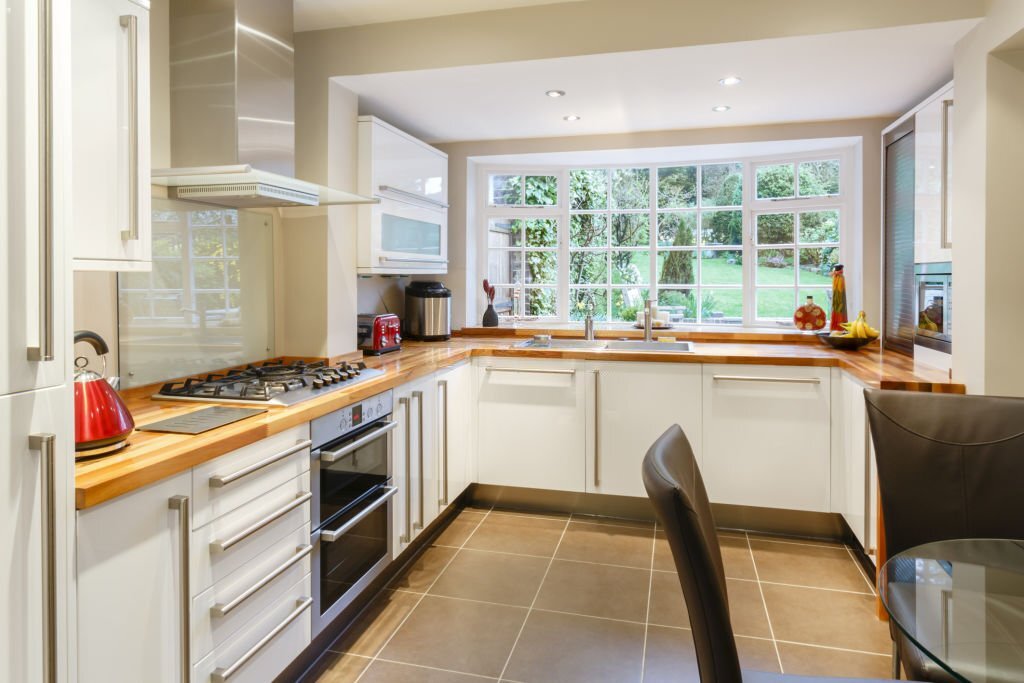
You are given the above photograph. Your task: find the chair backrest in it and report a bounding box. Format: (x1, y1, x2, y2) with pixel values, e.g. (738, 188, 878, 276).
(642, 424, 742, 683)
(865, 389, 1024, 557)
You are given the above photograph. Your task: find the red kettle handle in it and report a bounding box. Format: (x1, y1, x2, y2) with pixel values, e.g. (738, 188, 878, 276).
(74, 330, 110, 356)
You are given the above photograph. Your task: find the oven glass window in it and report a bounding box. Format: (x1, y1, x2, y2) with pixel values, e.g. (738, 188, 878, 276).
(918, 278, 948, 337)
(320, 424, 390, 524)
(319, 495, 389, 614)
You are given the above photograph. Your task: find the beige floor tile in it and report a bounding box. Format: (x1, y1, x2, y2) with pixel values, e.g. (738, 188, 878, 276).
(489, 507, 570, 520)
(573, 513, 654, 529)
(777, 642, 892, 678)
(390, 546, 458, 593)
(463, 513, 566, 557)
(379, 595, 527, 677)
(359, 659, 496, 682)
(428, 549, 549, 607)
(433, 510, 487, 547)
(329, 590, 423, 657)
(305, 650, 372, 682)
(653, 531, 755, 580)
(555, 521, 653, 569)
(534, 559, 650, 622)
(503, 610, 645, 683)
(750, 539, 873, 593)
(648, 571, 771, 638)
(641, 626, 779, 682)
(747, 532, 845, 548)
(762, 583, 891, 654)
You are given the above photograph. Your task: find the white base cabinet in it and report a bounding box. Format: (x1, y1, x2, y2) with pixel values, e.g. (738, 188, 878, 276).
(585, 361, 702, 498)
(702, 364, 831, 513)
(393, 375, 439, 557)
(830, 371, 879, 556)
(437, 361, 473, 506)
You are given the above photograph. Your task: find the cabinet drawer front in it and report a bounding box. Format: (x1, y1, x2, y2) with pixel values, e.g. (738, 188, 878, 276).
(192, 425, 311, 529)
(191, 522, 310, 663)
(192, 574, 311, 683)
(192, 474, 310, 595)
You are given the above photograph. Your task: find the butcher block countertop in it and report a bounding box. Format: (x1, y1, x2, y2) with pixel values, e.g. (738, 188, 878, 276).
(74, 336, 962, 510)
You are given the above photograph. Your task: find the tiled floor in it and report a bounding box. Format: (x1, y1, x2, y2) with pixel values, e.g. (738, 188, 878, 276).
(306, 507, 892, 683)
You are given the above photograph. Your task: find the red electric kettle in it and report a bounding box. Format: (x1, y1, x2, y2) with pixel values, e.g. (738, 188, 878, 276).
(74, 330, 135, 453)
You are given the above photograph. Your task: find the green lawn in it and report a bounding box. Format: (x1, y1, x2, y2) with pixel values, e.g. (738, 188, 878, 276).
(676, 259, 832, 320)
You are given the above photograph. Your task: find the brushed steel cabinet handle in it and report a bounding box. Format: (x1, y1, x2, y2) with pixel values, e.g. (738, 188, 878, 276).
(119, 14, 140, 241)
(320, 423, 396, 463)
(168, 495, 190, 683)
(210, 597, 312, 682)
(211, 492, 311, 552)
(209, 440, 311, 487)
(940, 98, 953, 250)
(321, 487, 398, 543)
(211, 545, 312, 617)
(29, 434, 56, 683)
(413, 390, 424, 530)
(485, 367, 576, 377)
(399, 397, 411, 544)
(438, 380, 448, 506)
(28, 0, 54, 363)
(378, 184, 450, 209)
(592, 370, 600, 488)
(712, 374, 821, 385)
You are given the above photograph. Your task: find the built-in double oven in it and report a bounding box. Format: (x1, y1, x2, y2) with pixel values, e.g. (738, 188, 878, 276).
(309, 390, 397, 637)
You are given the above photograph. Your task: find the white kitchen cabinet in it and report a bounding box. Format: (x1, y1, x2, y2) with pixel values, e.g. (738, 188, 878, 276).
(702, 364, 831, 512)
(476, 358, 587, 493)
(914, 83, 954, 264)
(358, 116, 447, 205)
(72, 0, 152, 271)
(437, 361, 474, 507)
(77, 471, 191, 683)
(585, 361, 702, 498)
(393, 374, 439, 556)
(830, 370, 869, 547)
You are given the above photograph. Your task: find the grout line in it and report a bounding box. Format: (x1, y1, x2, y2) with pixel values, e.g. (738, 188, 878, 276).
(745, 531, 785, 675)
(844, 545, 879, 595)
(756, 579, 875, 596)
(372, 656, 502, 680)
(496, 513, 573, 682)
(639, 522, 658, 683)
(773, 639, 892, 658)
(745, 536, 850, 550)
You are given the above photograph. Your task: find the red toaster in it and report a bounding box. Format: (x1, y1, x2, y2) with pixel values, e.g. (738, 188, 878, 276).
(357, 314, 402, 355)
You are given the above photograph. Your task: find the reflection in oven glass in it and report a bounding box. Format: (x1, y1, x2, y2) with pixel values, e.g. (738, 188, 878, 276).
(320, 499, 389, 614)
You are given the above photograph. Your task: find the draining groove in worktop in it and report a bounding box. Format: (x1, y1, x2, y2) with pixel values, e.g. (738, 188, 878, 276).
(303, 507, 891, 683)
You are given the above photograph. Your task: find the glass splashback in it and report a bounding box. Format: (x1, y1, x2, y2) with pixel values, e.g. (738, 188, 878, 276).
(117, 198, 275, 388)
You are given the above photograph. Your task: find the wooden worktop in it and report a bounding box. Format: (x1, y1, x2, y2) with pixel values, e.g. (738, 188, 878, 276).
(74, 337, 962, 510)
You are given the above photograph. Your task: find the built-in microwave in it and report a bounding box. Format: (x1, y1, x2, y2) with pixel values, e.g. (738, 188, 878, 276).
(358, 194, 448, 275)
(914, 262, 952, 354)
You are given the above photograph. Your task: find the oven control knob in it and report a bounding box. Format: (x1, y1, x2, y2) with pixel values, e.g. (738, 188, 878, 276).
(313, 378, 324, 389)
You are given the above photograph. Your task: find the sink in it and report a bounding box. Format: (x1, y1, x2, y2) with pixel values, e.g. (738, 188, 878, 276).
(604, 340, 695, 353)
(515, 337, 608, 350)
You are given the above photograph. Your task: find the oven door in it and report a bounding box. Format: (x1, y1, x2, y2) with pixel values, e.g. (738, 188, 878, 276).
(312, 419, 397, 529)
(311, 482, 397, 637)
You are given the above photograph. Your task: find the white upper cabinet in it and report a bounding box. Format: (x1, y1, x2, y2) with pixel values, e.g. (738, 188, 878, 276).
(914, 83, 953, 264)
(357, 116, 448, 275)
(72, 0, 151, 271)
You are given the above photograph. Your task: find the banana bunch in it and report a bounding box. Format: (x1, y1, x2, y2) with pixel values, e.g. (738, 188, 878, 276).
(831, 310, 879, 338)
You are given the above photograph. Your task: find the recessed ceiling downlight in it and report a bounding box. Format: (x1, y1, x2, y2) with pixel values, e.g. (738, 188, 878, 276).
(711, 105, 731, 113)
(546, 90, 566, 98)
(563, 114, 581, 121)
(718, 76, 742, 86)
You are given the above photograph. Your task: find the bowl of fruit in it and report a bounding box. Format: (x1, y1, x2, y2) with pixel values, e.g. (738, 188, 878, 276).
(816, 311, 880, 350)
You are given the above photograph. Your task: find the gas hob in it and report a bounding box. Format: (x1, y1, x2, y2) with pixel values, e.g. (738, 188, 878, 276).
(154, 359, 384, 407)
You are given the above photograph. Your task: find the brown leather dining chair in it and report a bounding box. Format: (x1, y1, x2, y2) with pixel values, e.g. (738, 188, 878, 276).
(864, 389, 1024, 682)
(642, 424, 896, 683)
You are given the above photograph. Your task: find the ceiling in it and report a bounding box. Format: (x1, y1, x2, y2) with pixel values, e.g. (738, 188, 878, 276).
(332, 20, 977, 144)
(293, 0, 586, 32)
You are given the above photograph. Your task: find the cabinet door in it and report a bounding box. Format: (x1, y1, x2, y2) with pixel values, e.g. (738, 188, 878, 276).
(1, 0, 67, 394)
(72, 0, 151, 269)
(77, 471, 191, 683)
(830, 371, 869, 546)
(437, 362, 473, 507)
(914, 86, 953, 264)
(702, 365, 831, 512)
(392, 375, 438, 555)
(363, 119, 448, 204)
(0, 386, 70, 683)
(586, 361, 702, 498)
(477, 359, 586, 493)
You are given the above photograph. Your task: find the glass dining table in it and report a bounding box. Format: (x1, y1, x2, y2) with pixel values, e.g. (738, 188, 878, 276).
(879, 539, 1024, 683)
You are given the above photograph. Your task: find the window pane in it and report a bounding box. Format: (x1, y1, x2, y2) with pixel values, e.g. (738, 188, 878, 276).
(525, 251, 558, 285)
(658, 166, 697, 209)
(525, 288, 557, 317)
(611, 214, 650, 247)
(488, 218, 523, 248)
(798, 160, 840, 196)
(701, 250, 743, 285)
(152, 261, 182, 290)
(799, 210, 840, 244)
(524, 218, 558, 248)
(525, 175, 558, 206)
(490, 286, 517, 316)
(657, 250, 697, 285)
(196, 292, 226, 313)
(798, 247, 838, 284)
(193, 261, 224, 289)
(570, 169, 608, 210)
(756, 288, 796, 320)
(489, 174, 522, 205)
(226, 260, 240, 289)
(700, 210, 742, 246)
(611, 287, 649, 322)
(570, 288, 607, 321)
(569, 252, 608, 285)
(611, 250, 650, 285)
(798, 288, 832, 313)
(756, 213, 795, 245)
(570, 214, 607, 247)
(120, 271, 149, 290)
(224, 229, 239, 257)
(701, 163, 743, 207)
(191, 228, 223, 257)
(611, 168, 650, 210)
(658, 289, 697, 322)
(657, 212, 696, 247)
(487, 250, 523, 285)
(756, 164, 795, 199)
(701, 289, 742, 324)
(153, 233, 183, 258)
(755, 248, 795, 285)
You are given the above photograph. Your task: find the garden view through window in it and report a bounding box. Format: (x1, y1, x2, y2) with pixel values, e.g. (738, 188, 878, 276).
(484, 155, 843, 325)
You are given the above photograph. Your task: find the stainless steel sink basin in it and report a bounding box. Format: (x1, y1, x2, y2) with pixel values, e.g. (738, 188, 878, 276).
(515, 337, 608, 350)
(604, 340, 695, 353)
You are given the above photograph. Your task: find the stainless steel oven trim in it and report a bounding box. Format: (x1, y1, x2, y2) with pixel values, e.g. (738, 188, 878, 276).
(320, 421, 397, 464)
(311, 416, 394, 532)
(320, 486, 397, 542)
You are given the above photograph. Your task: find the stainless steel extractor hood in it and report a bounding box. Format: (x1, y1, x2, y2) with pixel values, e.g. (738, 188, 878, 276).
(153, 0, 375, 209)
